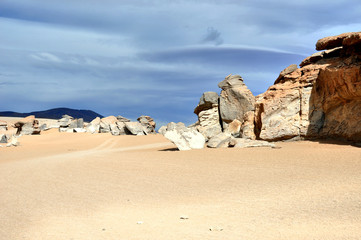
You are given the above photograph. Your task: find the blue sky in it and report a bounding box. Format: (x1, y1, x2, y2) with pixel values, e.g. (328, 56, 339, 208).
(1, 0, 361, 126)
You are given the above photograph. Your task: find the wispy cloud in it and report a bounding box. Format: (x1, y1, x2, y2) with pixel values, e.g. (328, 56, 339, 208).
(30, 52, 62, 63)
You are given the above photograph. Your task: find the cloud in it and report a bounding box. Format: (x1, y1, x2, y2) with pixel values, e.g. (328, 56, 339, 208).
(30, 52, 62, 63)
(202, 27, 223, 46)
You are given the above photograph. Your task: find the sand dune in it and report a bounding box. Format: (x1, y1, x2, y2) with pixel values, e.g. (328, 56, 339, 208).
(1, 123, 361, 239)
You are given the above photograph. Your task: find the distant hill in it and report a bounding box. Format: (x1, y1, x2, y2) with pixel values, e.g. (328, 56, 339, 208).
(0, 108, 104, 122)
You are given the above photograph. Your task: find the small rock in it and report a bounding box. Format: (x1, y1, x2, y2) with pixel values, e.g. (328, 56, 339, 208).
(209, 227, 223, 231)
(137, 221, 143, 225)
(0, 134, 7, 143)
(180, 215, 189, 220)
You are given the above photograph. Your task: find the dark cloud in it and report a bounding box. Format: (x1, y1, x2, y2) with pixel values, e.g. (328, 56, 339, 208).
(202, 27, 223, 45)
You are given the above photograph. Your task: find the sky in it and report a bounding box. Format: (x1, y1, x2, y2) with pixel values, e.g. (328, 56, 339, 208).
(1, 0, 361, 126)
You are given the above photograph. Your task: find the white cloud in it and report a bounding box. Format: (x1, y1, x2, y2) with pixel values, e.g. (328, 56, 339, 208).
(30, 52, 62, 63)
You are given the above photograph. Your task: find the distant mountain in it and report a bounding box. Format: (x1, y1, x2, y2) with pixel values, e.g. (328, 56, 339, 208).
(0, 108, 104, 122)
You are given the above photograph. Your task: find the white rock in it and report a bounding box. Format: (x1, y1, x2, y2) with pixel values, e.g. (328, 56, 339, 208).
(163, 122, 205, 150)
(6, 136, 19, 147)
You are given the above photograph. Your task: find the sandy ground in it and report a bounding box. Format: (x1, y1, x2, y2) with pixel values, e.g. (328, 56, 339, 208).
(1, 118, 361, 239)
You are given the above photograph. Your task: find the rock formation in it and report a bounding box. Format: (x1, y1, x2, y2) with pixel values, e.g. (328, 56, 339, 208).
(58, 115, 84, 133)
(218, 74, 255, 129)
(192, 32, 361, 145)
(84, 115, 156, 136)
(13, 115, 41, 135)
(255, 31, 361, 142)
(137, 115, 156, 134)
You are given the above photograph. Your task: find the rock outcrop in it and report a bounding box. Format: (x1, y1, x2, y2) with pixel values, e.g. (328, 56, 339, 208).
(192, 32, 361, 145)
(162, 122, 205, 150)
(255, 31, 361, 142)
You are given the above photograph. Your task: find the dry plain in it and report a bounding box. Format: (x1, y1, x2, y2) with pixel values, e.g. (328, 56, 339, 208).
(1, 117, 361, 240)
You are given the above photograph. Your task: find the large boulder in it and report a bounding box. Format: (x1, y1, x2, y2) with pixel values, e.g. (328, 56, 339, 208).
(13, 115, 41, 135)
(218, 74, 255, 129)
(194, 92, 222, 140)
(162, 122, 205, 150)
(137, 115, 156, 134)
(99, 116, 118, 133)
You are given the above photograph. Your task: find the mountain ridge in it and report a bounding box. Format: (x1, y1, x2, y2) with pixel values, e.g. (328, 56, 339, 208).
(0, 108, 104, 122)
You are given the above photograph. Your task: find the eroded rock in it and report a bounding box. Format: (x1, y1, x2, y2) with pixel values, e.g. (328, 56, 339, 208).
(218, 74, 255, 129)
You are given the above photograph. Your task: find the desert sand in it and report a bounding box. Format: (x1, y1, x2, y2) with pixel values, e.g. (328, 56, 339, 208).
(1, 118, 361, 240)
